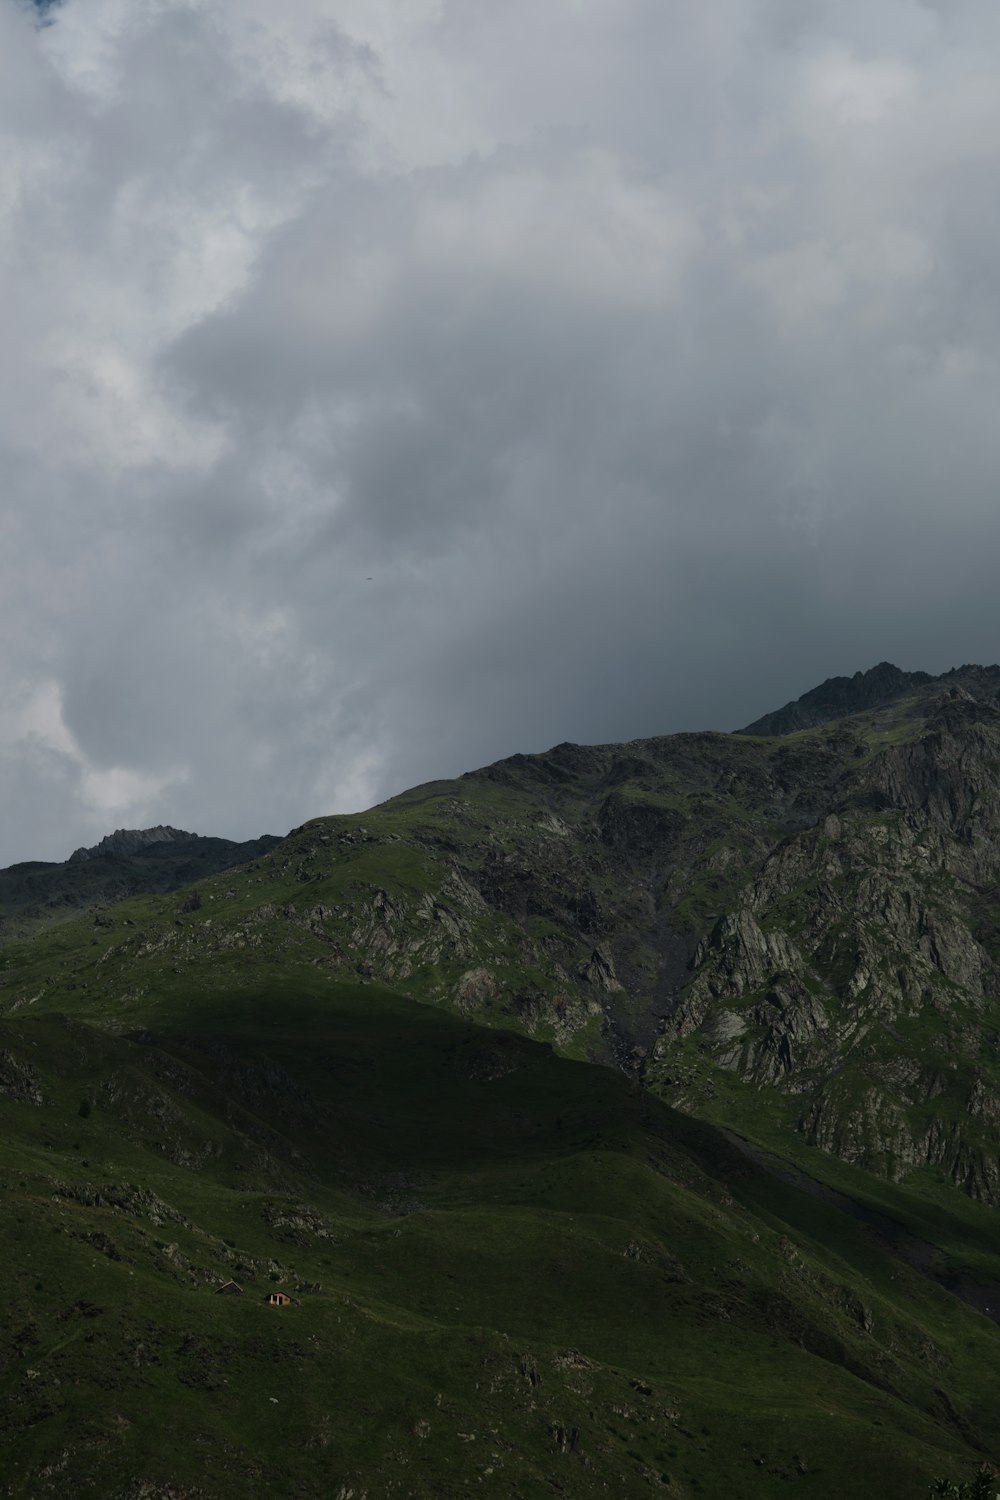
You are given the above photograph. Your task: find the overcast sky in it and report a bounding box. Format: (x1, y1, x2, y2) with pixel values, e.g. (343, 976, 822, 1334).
(2, 0, 1000, 862)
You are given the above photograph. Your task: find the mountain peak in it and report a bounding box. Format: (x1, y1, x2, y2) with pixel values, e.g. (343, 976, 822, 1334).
(737, 661, 934, 737)
(68, 825, 196, 863)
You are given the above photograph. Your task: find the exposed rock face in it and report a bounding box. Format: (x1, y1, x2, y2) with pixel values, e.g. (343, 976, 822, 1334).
(455, 967, 499, 1011)
(738, 661, 935, 737)
(0, 1049, 42, 1104)
(651, 681, 1000, 1202)
(52, 1181, 191, 1227)
(579, 945, 624, 992)
(70, 826, 196, 861)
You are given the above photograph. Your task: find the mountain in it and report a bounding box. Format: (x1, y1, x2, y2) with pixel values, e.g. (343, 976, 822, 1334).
(5, 664, 1000, 1495)
(13, 663, 999, 1203)
(737, 662, 936, 736)
(0, 826, 282, 946)
(69, 825, 198, 861)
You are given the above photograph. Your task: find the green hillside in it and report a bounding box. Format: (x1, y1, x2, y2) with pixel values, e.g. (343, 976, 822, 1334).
(3, 972, 1000, 1498)
(5, 663, 1000, 1495)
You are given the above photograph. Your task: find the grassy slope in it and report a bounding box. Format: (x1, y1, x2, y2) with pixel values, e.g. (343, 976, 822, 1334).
(5, 690, 1000, 1494)
(0, 834, 281, 947)
(1, 971, 1000, 1498)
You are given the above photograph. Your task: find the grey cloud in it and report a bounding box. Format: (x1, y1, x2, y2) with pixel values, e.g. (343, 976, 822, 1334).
(1, 0, 1000, 862)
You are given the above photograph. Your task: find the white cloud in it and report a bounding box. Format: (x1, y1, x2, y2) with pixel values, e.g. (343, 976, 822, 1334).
(14, 681, 78, 759)
(7, 679, 189, 837)
(79, 763, 188, 820)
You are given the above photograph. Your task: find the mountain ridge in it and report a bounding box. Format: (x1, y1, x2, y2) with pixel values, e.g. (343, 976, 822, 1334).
(738, 660, 933, 736)
(0, 827, 281, 947)
(69, 824, 198, 862)
(8, 661, 1000, 1203)
(6, 662, 1000, 1495)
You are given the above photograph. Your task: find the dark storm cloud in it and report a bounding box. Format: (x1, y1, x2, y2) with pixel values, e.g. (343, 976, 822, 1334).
(2, 0, 1000, 862)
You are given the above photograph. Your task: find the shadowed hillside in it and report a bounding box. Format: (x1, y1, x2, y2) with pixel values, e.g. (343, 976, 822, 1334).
(6, 664, 1000, 1494)
(3, 973, 1000, 1497)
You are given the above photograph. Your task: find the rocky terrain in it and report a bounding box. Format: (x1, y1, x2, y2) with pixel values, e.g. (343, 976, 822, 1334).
(650, 668, 1000, 1201)
(5, 662, 1000, 1495)
(737, 661, 936, 736)
(69, 826, 200, 862)
(10, 663, 1000, 1206)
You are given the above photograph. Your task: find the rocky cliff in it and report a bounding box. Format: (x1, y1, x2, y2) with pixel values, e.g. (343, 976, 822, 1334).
(651, 670, 1000, 1200)
(68, 824, 196, 861)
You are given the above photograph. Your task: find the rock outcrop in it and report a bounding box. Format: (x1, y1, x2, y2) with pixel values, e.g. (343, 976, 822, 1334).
(70, 826, 197, 862)
(651, 677, 1000, 1201)
(738, 661, 935, 737)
